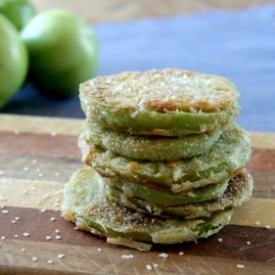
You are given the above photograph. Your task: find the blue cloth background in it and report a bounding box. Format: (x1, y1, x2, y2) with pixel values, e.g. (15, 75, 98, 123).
(2, 5, 275, 132)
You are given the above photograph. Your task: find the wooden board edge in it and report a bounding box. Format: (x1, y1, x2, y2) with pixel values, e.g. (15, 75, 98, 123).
(0, 114, 82, 136)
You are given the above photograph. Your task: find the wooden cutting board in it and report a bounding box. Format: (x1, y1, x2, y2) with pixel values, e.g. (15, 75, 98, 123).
(0, 114, 275, 275)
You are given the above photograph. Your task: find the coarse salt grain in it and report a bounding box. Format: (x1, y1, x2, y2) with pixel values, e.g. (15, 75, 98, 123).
(265, 225, 271, 230)
(23, 232, 30, 237)
(46, 236, 52, 240)
(159, 253, 168, 258)
(50, 217, 56, 222)
(98, 248, 102, 252)
(47, 260, 54, 264)
(218, 238, 223, 242)
(55, 229, 60, 234)
(32, 256, 38, 262)
(1, 209, 8, 214)
(57, 254, 64, 259)
(121, 254, 134, 259)
(179, 251, 184, 256)
(0, 171, 4, 176)
(237, 264, 245, 269)
(40, 207, 47, 213)
(55, 235, 61, 240)
(146, 264, 152, 271)
(255, 221, 261, 226)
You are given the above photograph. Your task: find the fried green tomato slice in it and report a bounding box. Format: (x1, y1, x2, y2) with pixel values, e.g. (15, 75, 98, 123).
(82, 119, 223, 161)
(106, 169, 253, 219)
(103, 176, 229, 207)
(61, 167, 233, 251)
(80, 123, 251, 192)
(79, 69, 240, 136)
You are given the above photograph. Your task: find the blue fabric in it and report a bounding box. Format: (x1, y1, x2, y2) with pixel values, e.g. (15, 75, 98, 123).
(2, 5, 275, 132)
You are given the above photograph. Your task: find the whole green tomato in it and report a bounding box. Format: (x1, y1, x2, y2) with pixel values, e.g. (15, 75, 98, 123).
(0, 13, 28, 109)
(0, 0, 36, 31)
(20, 9, 98, 98)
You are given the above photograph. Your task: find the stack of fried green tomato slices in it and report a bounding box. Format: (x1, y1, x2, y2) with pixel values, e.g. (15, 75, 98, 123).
(62, 69, 253, 251)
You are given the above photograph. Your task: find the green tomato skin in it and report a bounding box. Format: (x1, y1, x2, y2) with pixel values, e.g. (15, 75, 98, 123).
(0, 0, 36, 31)
(0, 14, 28, 109)
(20, 10, 98, 98)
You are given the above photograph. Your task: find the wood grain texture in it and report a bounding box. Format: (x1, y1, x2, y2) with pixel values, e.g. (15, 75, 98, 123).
(1, 114, 275, 275)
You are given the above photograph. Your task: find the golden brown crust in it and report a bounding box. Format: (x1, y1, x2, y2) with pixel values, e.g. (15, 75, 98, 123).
(80, 68, 239, 113)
